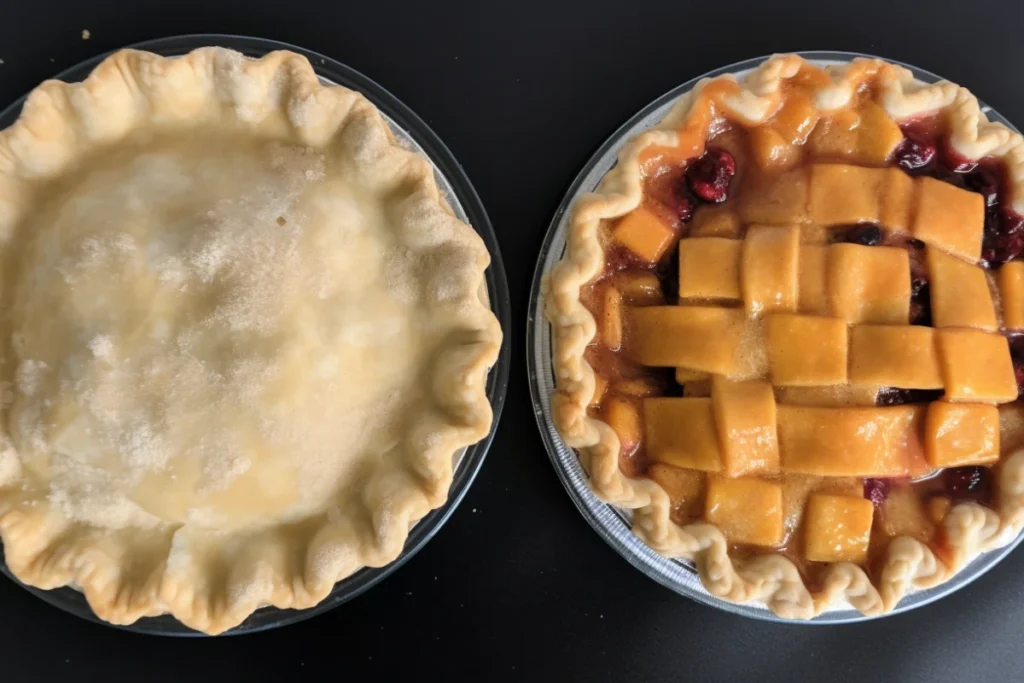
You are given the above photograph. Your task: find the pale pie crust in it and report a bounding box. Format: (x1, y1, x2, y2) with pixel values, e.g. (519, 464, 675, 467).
(544, 54, 1024, 618)
(0, 47, 501, 634)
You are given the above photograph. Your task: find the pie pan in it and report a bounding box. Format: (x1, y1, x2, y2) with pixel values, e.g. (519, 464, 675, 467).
(527, 50, 1024, 624)
(0, 34, 511, 637)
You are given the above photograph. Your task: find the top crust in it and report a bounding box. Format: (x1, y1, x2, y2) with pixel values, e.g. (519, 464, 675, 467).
(0, 47, 502, 634)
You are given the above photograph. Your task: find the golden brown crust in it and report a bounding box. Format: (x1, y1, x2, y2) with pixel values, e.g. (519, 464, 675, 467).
(544, 53, 1024, 618)
(0, 47, 502, 634)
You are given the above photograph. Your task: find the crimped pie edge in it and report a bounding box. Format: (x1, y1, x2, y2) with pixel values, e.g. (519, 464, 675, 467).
(543, 53, 1024, 618)
(0, 47, 502, 634)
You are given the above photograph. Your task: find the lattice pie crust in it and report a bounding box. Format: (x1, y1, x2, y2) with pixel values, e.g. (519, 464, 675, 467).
(544, 54, 1024, 617)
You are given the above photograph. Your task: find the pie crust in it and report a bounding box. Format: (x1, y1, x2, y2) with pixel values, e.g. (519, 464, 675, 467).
(0, 47, 501, 633)
(544, 54, 1024, 617)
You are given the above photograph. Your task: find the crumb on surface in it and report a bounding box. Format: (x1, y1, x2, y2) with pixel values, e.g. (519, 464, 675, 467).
(82, 29, 90, 39)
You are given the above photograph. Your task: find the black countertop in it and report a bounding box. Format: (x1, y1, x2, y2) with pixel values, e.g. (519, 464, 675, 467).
(2, 1, 1024, 681)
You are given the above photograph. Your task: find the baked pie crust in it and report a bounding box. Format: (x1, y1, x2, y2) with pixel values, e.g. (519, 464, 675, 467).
(0, 47, 501, 633)
(545, 54, 1024, 618)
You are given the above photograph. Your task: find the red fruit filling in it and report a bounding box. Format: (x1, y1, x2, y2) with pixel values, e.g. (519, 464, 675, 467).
(686, 148, 736, 203)
(1010, 338, 1024, 398)
(909, 278, 932, 326)
(837, 225, 882, 246)
(942, 466, 992, 500)
(982, 208, 1024, 266)
(940, 145, 978, 174)
(670, 193, 696, 223)
(876, 387, 943, 406)
(893, 133, 936, 172)
(963, 166, 1001, 207)
(864, 478, 891, 507)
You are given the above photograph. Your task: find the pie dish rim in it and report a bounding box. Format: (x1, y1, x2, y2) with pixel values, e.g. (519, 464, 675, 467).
(531, 50, 1024, 622)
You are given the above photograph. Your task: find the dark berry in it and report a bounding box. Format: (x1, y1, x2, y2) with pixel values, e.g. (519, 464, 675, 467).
(838, 225, 882, 246)
(894, 134, 936, 172)
(932, 166, 967, 189)
(942, 466, 992, 500)
(659, 244, 680, 300)
(876, 387, 909, 406)
(981, 209, 1024, 266)
(1010, 338, 1024, 398)
(908, 251, 928, 297)
(687, 149, 737, 204)
(864, 478, 891, 507)
(963, 165, 1001, 208)
(876, 387, 943, 406)
(910, 279, 932, 326)
(671, 194, 695, 223)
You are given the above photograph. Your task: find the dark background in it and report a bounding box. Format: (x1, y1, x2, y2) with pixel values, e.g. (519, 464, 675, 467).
(2, 1, 1023, 681)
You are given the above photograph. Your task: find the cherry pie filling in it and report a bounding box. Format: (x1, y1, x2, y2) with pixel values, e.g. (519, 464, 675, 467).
(580, 72, 1024, 586)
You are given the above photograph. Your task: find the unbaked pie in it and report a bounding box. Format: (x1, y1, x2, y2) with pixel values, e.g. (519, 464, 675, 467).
(0, 47, 501, 633)
(545, 54, 1024, 617)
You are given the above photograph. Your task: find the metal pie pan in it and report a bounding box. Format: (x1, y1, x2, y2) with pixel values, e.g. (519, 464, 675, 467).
(527, 50, 1024, 624)
(0, 34, 511, 636)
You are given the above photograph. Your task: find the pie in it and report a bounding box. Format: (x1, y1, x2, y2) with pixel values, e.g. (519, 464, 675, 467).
(545, 54, 1024, 617)
(0, 47, 502, 634)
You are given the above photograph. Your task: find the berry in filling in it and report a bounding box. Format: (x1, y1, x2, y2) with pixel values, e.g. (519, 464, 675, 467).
(686, 148, 736, 203)
(837, 225, 882, 246)
(893, 132, 937, 172)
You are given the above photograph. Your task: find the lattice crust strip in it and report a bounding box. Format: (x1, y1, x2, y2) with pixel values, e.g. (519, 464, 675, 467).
(646, 389, 999, 478)
(614, 162, 986, 265)
(625, 308, 1016, 401)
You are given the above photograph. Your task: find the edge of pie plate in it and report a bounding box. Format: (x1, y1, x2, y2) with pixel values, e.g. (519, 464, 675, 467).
(0, 34, 511, 637)
(527, 50, 1024, 624)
